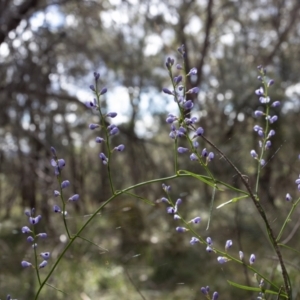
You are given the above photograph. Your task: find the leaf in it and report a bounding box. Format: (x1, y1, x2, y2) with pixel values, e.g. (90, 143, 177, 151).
(227, 281, 288, 298)
(217, 195, 249, 209)
(124, 192, 154, 206)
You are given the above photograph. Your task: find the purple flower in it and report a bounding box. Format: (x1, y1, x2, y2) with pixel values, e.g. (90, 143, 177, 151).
(190, 153, 198, 161)
(260, 159, 266, 166)
(161, 197, 169, 203)
(271, 101, 280, 107)
(187, 67, 197, 76)
(89, 124, 99, 130)
(286, 193, 292, 201)
(269, 115, 278, 124)
(265, 140, 271, 149)
(167, 207, 175, 214)
(57, 159, 65, 169)
(174, 75, 183, 85)
(162, 88, 173, 95)
(201, 148, 208, 157)
(193, 141, 199, 148)
(177, 147, 189, 154)
(54, 190, 60, 197)
(212, 291, 219, 300)
(37, 233, 47, 238)
(267, 129, 275, 138)
(22, 226, 31, 234)
(27, 236, 34, 243)
(190, 237, 200, 245)
(50, 146, 57, 156)
(206, 237, 213, 245)
(166, 114, 177, 124)
(95, 137, 104, 143)
(259, 96, 270, 104)
(85, 98, 97, 109)
(61, 180, 70, 189)
(93, 71, 100, 81)
(253, 125, 263, 132)
(53, 205, 61, 213)
(176, 64, 183, 70)
(162, 184, 171, 192)
(225, 240, 233, 250)
(175, 198, 182, 208)
(165, 57, 175, 68)
(100, 87, 107, 95)
(106, 112, 117, 118)
(24, 210, 31, 217)
(186, 87, 199, 94)
(39, 260, 48, 268)
(21, 261, 32, 268)
(68, 194, 79, 201)
(250, 150, 258, 158)
(183, 100, 194, 110)
(217, 256, 229, 264)
(174, 214, 181, 220)
(99, 153, 108, 164)
(89, 84, 95, 91)
(208, 152, 214, 162)
(40, 252, 50, 260)
(239, 251, 244, 260)
(176, 227, 188, 233)
(195, 127, 204, 136)
(254, 110, 264, 117)
(268, 79, 274, 87)
(206, 246, 213, 253)
(114, 144, 125, 152)
(29, 215, 41, 225)
(190, 217, 201, 224)
(249, 254, 256, 265)
(255, 87, 264, 96)
(201, 287, 208, 295)
(109, 126, 119, 136)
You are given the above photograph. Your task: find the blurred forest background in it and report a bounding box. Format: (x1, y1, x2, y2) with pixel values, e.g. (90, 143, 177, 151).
(1, 0, 300, 299)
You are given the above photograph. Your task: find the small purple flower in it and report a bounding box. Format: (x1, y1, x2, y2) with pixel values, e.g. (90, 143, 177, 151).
(162, 88, 173, 95)
(193, 141, 199, 148)
(57, 159, 65, 169)
(259, 96, 270, 104)
(190, 237, 200, 245)
(271, 101, 280, 107)
(40, 252, 50, 260)
(167, 207, 175, 214)
(201, 148, 208, 157)
(267, 129, 275, 138)
(269, 115, 278, 124)
(190, 153, 198, 161)
(61, 180, 70, 189)
(89, 84, 95, 91)
(93, 71, 100, 81)
(206, 246, 213, 253)
(190, 217, 201, 224)
(255, 87, 264, 96)
(53, 205, 61, 213)
(174, 214, 181, 220)
(217, 256, 229, 264)
(239, 251, 244, 260)
(106, 112, 117, 118)
(186, 87, 199, 94)
(50, 146, 57, 156)
(175, 198, 182, 207)
(114, 144, 125, 152)
(195, 127, 204, 136)
(39, 260, 48, 268)
(212, 291, 219, 300)
(225, 240, 233, 250)
(95, 137, 104, 143)
(265, 140, 271, 149)
(27, 236, 34, 243)
(100, 87, 107, 95)
(68, 194, 79, 201)
(208, 152, 214, 162)
(187, 67, 197, 76)
(22, 226, 31, 234)
(85, 98, 97, 109)
(257, 130, 264, 137)
(183, 100, 194, 110)
(24, 210, 31, 217)
(176, 64, 183, 70)
(286, 193, 292, 201)
(174, 75, 183, 85)
(29, 215, 41, 225)
(99, 153, 108, 164)
(54, 190, 60, 197)
(268, 79, 274, 87)
(161, 197, 169, 203)
(206, 237, 213, 245)
(89, 123, 99, 130)
(176, 227, 188, 233)
(177, 147, 189, 154)
(37, 233, 47, 238)
(254, 110, 264, 117)
(162, 184, 171, 192)
(166, 114, 177, 124)
(253, 125, 263, 132)
(249, 254, 256, 265)
(250, 150, 258, 158)
(109, 126, 119, 136)
(201, 287, 208, 295)
(21, 261, 32, 268)
(295, 178, 300, 185)
(260, 159, 266, 166)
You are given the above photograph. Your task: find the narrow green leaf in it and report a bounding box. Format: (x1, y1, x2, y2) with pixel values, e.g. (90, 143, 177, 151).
(217, 195, 249, 209)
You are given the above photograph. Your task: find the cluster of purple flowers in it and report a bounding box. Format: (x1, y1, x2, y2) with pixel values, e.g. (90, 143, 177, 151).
(21, 208, 49, 269)
(163, 48, 214, 165)
(250, 66, 279, 165)
(85, 71, 124, 164)
(50, 146, 79, 214)
(200, 286, 219, 300)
